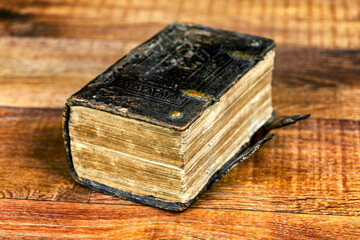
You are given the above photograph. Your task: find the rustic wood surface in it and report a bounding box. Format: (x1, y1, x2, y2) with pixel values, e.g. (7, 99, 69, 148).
(0, 0, 359, 239)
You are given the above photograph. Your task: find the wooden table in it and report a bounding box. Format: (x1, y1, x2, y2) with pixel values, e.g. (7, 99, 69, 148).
(1, 0, 359, 239)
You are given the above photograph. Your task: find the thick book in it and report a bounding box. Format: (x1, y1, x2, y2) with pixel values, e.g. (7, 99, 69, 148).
(63, 23, 308, 211)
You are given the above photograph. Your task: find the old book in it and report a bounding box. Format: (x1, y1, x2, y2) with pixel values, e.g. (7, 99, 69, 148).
(63, 23, 307, 211)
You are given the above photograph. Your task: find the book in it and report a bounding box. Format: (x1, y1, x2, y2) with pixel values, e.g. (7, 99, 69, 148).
(63, 23, 308, 211)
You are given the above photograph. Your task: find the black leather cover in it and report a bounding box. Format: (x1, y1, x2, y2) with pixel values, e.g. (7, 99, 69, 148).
(64, 23, 275, 130)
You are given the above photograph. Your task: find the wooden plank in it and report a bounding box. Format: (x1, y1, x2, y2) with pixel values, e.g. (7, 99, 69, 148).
(1, 106, 359, 216)
(0, 37, 359, 120)
(1, 0, 359, 48)
(0, 107, 91, 202)
(1, 199, 360, 240)
(273, 46, 360, 119)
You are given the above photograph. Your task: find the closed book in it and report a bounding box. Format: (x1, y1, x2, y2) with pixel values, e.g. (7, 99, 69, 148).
(63, 23, 308, 211)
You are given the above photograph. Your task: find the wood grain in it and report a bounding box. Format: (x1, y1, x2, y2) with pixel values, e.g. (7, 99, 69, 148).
(1, 0, 359, 238)
(1, 0, 359, 48)
(1, 198, 360, 240)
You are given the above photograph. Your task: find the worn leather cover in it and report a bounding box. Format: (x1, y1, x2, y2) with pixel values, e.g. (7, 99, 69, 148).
(64, 23, 275, 130)
(63, 23, 278, 211)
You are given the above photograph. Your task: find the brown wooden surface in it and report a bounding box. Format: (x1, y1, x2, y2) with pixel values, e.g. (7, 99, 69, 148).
(0, 0, 359, 239)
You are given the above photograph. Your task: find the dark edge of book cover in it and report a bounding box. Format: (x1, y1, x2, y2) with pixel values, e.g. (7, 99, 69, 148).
(63, 23, 276, 211)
